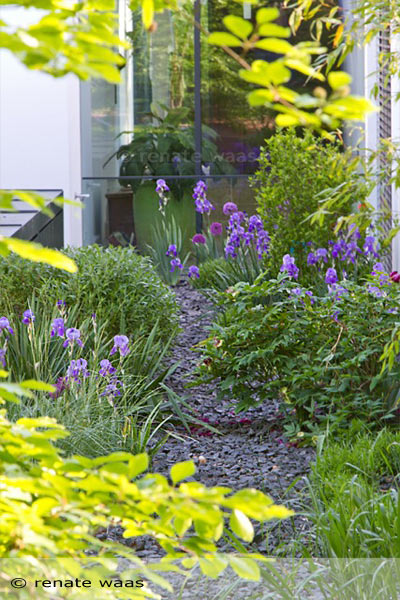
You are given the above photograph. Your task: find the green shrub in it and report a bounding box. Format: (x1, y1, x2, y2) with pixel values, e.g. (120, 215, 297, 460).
(0, 409, 292, 598)
(195, 274, 400, 439)
(252, 130, 369, 278)
(0, 245, 179, 342)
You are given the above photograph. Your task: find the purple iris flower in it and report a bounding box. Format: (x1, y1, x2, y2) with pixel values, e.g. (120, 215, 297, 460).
(156, 179, 170, 214)
(0, 348, 6, 368)
(110, 335, 130, 357)
(155, 178, 169, 194)
(170, 257, 183, 273)
(99, 359, 116, 377)
(225, 243, 237, 258)
(342, 241, 361, 264)
(188, 265, 200, 279)
(255, 230, 270, 258)
(22, 310, 35, 325)
(210, 222, 223, 236)
(192, 233, 206, 244)
(63, 328, 83, 349)
(307, 252, 318, 266)
(222, 202, 238, 215)
(66, 358, 89, 382)
(0, 317, 13, 335)
(280, 254, 299, 279)
(325, 267, 338, 285)
(51, 317, 65, 338)
(102, 377, 123, 399)
(56, 300, 66, 308)
(363, 235, 380, 258)
(193, 180, 215, 215)
(316, 248, 328, 262)
(332, 239, 346, 258)
(166, 244, 177, 258)
(248, 215, 263, 233)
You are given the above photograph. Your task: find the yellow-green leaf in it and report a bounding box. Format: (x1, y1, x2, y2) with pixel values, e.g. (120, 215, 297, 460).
(328, 70, 352, 89)
(208, 32, 242, 47)
(20, 380, 56, 392)
(170, 460, 196, 484)
(2, 238, 77, 272)
(229, 556, 260, 581)
(142, 0, 154, 29)
(230, 509, 254, 542)
(276, 114, 301, 127)
(223, 15, 252, 40)
(254, 38, 293, 54)
(256, 7, 280, 24)
(258, 24, 290, 38)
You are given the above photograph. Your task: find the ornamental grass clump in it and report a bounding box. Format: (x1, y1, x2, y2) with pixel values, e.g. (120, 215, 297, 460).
(2, 297, 180, 457)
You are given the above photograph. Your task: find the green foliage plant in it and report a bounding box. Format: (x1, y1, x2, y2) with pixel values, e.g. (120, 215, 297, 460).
(0, 245, 179, 342)
(252, 129, 369, 277)
(0, 409, 293, 598)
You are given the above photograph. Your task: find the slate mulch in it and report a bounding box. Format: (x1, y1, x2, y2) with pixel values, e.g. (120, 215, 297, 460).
(125, 281, 315, 561)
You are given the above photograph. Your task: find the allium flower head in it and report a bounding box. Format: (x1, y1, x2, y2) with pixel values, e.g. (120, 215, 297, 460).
(192, 233, 206, 245)
(166, 244, 177, 257)
(51, 317, 65, 338)
(110, 335, 130, 357)
(280, 254, 299, 279)
(223, 202, 238, 215)
(188, 265, 200, 279)
(0, 317, 13, 335)
(325, 267, 338, 285)
(63, 327, 83, 349)
(210, 222, 223, 236)
(22, 310, 35, 325)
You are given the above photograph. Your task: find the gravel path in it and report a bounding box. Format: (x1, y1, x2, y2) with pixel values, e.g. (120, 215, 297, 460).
(107, 282, 316, 597)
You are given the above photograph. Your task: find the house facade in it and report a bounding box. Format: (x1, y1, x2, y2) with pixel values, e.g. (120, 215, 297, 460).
(1, 1, 399, 262)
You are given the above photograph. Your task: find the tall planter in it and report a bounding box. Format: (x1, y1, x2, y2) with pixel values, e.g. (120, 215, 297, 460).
(133, 182, 195, 254)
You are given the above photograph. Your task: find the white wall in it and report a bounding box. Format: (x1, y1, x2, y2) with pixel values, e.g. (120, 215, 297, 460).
(0, 7, 83, 246)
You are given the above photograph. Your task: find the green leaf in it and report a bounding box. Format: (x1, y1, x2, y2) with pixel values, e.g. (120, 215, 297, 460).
(170, 460, 196, 484)
(199, 555, 228, 578)
(230, 509, 254, 542)
(229, 556, 260, 581)
(208, 32, 242, 47)
(328, 71, 352, 89)
(254, 38, 293, 54)
(256, 7, 280, 23)
(223, 15, 252, 40)
(2, 238, 77, 272)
